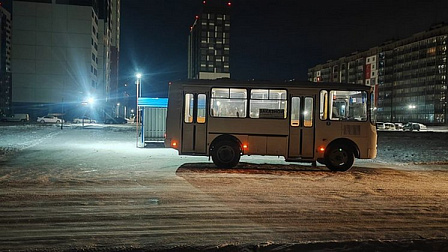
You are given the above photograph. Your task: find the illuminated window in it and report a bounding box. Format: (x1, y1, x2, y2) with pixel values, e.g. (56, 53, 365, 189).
(184, 94, 194, 123)
(210, 88, 247, 118)
(328, 91, 368, 121)
(250, 89, 287, 119)
(291, 97, 300, 126)
(320, 91, 328, 120)
(304, 97, 313, 127)
(197, 94, 206, 123)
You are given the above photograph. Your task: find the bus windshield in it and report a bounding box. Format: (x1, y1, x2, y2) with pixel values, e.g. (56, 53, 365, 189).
(320, 90, 368, 121)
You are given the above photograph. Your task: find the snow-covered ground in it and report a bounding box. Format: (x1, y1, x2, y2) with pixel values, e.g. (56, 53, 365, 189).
(1, 123, 447, 168)
(1, 124, 448, 252)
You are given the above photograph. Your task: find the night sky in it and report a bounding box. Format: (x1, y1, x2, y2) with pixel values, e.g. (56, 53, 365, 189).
(4, 0, 448, 98)
(120, 0, 448, 98)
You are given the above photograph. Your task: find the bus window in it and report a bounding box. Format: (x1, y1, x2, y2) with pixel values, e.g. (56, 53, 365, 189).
(319, 91, 328, 120)
(184, 93, 194, 123)
(291, 97, 300, 126)
(329, 91, 367, 121)
(210, 88, 247, 118)
(250, 89, 287, 118)
(197, 94, 206, 123)
(304, 97, 313, 127)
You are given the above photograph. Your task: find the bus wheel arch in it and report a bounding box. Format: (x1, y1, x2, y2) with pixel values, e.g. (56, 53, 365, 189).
(210, 135, 242, 168)
(324, 138, 359, 172)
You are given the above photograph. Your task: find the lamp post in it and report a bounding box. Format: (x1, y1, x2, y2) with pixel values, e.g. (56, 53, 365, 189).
(136, 73, 142, 147)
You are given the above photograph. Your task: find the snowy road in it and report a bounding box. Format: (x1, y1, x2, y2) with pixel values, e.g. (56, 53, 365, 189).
(1, 125, 448, 251)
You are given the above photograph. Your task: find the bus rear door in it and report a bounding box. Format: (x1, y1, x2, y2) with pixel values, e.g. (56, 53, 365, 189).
(289, 93, 315, 159)
(182, 91, 207, 154)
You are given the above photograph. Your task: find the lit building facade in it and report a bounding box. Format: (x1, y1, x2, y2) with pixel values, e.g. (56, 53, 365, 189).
(188, 0, 231, 80)
(0, 5, 11, 115)
(11, 0, 119, 119)
(308, 24, 448, 125)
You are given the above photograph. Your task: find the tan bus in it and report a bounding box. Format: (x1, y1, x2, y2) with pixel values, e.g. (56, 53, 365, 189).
(165, 79, 377, 171)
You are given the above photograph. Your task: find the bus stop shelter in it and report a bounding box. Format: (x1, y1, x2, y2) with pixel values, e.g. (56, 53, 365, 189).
(137, 98, 168, 147)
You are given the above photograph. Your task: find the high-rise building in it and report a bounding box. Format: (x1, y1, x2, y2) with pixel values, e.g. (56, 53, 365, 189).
(11, 0, 119, 119)
(308, 24, 448, 125)
(188, 0, 231, 80)
(97, 0, 121, 117)
(0, 5, 11, 115)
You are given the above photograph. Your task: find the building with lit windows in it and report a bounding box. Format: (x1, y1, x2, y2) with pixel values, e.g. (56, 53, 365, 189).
(11, 0, 119, 119)
(308, 23, 448, 125)
(188, 0, 231, 80)
(0, 5, 11, 116)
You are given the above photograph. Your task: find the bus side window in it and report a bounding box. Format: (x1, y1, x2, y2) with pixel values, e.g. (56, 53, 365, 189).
(304, 97, 313, 127)
(319, 90, 328, 120)
(291, 97, 300, 126)
(197, 94, 206, 123)
(184, 94, 194, 123)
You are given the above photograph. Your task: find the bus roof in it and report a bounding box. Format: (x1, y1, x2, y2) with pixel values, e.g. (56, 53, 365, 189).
(170, 79, 373, 91)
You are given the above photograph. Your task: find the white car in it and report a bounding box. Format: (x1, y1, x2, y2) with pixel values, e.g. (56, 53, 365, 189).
(73, 117, 97, 124)
(37, 115, 64, 124)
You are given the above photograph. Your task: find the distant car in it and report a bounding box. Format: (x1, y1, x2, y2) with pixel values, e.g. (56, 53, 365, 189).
(376, 122, 385, 130)
(403, 122, 427, 131)
(394, 122, 404, 131)
(104, 117, 128, 124)
(384, 122, 396, 130)
(37, 115, 64, 124)
(0, 113, 30, 122)
(73, 117, 97, 124)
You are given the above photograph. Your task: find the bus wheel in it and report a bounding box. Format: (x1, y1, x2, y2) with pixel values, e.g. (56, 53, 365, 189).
(324, 145, 354, 172)
(211, 141, 241, 168)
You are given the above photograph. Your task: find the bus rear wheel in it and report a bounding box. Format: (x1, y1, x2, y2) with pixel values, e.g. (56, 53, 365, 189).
(324, 145, 354, 172)
(211, 140, 241, 168)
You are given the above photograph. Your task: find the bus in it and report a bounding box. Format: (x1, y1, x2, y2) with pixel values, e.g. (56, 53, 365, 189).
(165, 79, 377, 171)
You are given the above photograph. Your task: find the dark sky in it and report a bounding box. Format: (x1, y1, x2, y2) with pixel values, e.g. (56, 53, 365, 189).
(4, 0, 448, 98)
(120, 0, 448, 98)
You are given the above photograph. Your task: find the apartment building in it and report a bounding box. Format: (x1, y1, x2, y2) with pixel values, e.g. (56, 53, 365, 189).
(11, 0, 119, 119)
(308, 24, 448, 125)
(188, 0, 231, 80)
(0, 5, 11, 115)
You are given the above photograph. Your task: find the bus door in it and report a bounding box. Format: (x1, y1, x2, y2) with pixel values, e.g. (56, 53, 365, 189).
(182, 92, 207, 154)
(289, 94, 315, 158)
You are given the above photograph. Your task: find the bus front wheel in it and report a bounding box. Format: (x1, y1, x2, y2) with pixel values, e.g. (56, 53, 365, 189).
(324, 145, 354, 172)
(211, 141, 241, 168)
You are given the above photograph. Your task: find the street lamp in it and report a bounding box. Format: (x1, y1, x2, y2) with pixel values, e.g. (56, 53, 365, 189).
(136, 73, 142, 147)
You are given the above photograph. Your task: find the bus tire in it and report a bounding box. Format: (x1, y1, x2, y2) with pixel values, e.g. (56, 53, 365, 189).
(324, 144, 354, 172)
(211, 140, 241, 168)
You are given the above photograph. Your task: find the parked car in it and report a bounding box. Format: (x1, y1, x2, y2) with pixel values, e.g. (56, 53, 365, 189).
(37, 115, 64, 124)
(383, 122, 396, 130)
(73, 117, 97, 124)
(104, 117, 128, 124)
(394, 122, 404, 131)
(0, 113, 30, 122)
(376, 122, 385, 130)
(403, 122, 427, 131)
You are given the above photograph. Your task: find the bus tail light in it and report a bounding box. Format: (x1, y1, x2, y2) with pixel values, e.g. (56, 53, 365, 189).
(318, 146, 325, 153)
(242, 143, 248, 151)
(171, 140, 178, 148)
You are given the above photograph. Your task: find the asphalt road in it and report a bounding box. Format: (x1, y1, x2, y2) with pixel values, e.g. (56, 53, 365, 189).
(0, 125, 447, 252)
